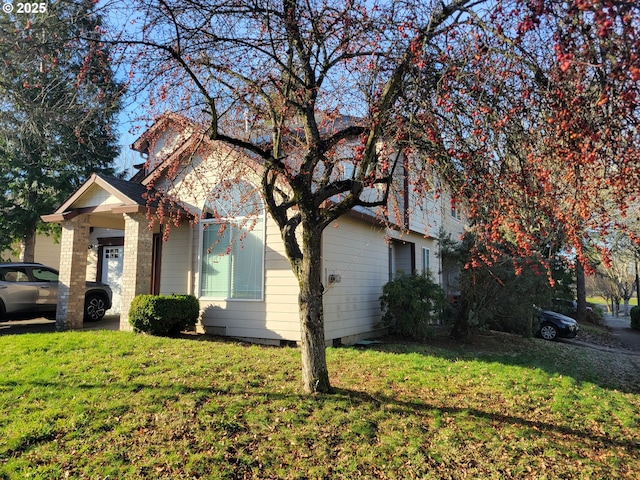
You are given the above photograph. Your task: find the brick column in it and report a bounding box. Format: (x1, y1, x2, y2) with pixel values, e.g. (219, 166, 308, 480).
(119, 212, 153, 331)
(56, 217, 90, 330)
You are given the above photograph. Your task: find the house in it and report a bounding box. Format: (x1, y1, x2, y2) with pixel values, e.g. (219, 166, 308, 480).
(41, 113, 465, 344)
(1, 234, 61, 268)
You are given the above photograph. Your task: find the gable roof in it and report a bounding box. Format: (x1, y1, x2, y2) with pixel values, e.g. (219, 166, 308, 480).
(129, 111, 366, 186)
(40, 173, 160, 224)
(130, 113, 262, 186)
(93, 173, 155, 207)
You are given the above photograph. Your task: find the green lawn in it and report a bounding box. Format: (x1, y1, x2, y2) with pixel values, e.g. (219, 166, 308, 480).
(588, 296, 638, 311)
(1, 330, 639, 479)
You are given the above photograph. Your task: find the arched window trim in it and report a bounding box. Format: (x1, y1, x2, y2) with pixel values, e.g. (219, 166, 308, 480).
(198, 180, 266, 301)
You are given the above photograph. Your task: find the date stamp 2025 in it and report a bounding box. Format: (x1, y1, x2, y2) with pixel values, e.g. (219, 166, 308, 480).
(2, 2, 48, 14)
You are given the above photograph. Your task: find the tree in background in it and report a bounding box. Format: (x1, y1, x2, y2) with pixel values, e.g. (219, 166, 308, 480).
(589, 233, 639, 315)
(108, 0, 639, 393)
(0, 0, 124, 260)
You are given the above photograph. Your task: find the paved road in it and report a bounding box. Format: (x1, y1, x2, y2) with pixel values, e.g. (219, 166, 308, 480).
(603, 314, 640, 353)
(0, 314, 120, 335)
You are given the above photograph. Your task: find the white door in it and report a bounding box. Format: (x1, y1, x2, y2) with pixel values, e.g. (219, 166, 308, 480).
(102, 246, 123, 314)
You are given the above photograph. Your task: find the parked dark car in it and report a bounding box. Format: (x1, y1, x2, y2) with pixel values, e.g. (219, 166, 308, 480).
(534, 307, 579, 341)
(0, 263, 112, 321)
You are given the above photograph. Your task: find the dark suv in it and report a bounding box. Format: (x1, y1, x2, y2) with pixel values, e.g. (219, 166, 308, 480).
(0, 263, 112, 322)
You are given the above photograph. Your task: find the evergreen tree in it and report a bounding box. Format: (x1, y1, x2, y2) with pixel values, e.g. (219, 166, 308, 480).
(0, 0, 123, 260)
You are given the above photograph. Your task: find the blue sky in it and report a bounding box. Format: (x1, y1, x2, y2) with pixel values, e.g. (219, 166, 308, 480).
(114, 106, 143, 178)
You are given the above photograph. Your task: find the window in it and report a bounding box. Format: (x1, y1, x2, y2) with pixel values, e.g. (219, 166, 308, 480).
(450, 203, 462, 220)
(422, 248, 430, 275)
(199, 181, 265, 300)
(0, 267, 29, 282)
(388, 246, 394, 281)
(32, 267, 58, 282)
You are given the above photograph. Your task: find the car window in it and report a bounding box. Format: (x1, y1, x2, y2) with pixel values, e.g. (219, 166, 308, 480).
(0, 267, 30, 282)
(32, 268, 59, 282)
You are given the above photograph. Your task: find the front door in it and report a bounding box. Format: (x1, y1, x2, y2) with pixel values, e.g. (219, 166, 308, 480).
(102, 246, 123, 314)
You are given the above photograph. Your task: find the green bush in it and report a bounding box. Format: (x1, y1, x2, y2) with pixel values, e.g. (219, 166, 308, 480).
(380, 273, 446, 340)
(587, 305, 604, 325)
(630, 306, 640, 330)
(129, 294, 200, 336)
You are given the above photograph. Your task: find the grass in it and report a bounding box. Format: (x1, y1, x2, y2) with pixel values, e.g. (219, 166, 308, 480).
(1, 330, 639, 479)
(588, 296, 638, 310)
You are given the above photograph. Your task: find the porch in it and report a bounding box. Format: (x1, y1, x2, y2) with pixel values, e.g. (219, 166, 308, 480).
(41, 174, 165, 332)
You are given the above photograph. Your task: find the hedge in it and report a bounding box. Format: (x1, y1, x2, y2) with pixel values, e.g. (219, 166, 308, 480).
(630, 306, 640, 331)
(129, 294, 200, 336)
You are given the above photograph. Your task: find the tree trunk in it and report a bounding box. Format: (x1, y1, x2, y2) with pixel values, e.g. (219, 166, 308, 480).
(635, 260, 639, 306)
(297, 225, 331, 394)
(576, 260, 587, 323)
(21, 230, 37, 263)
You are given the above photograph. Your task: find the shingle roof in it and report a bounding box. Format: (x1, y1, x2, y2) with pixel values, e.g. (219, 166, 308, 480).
(94, 173, 160, 208)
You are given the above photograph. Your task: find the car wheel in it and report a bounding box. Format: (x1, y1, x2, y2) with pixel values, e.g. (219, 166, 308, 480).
(84, 294, 106, 322)
(539, 323, 558, 341)
(0, 300, 5, 320)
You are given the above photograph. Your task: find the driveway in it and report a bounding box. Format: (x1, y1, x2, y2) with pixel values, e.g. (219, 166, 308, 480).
(603, 314, 640, 353)
(0, 314, 120, 335)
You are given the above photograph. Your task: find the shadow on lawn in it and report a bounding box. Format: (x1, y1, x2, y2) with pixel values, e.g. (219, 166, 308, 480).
(3, 373, 637, 454)
(332, 387, 640, 451)
(173, 328, 640, 394)
(355, 332, 640, 394)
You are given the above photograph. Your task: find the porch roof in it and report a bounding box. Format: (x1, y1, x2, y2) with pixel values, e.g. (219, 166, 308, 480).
(40, 173, 160, 228)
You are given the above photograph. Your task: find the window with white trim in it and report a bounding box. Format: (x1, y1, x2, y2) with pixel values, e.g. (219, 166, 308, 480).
(422, 247, 430, 275)
(200, 181, 265, 300)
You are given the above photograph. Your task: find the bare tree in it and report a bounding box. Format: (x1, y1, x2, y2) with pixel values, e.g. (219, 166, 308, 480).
(595, 235, 639, 315)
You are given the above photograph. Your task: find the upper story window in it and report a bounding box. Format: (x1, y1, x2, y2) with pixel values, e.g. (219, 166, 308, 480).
(450, 200, 462, 220)
(199, 180, 265, 300)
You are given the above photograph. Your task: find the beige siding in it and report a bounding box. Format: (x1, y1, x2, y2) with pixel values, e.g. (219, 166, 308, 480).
(408, 189, 442, 239)
(441, 207, 466, 240)
(72, 184, 123, 209)
(148, 139, 302, 341)
(154, 146, 262, 214)
(33, 234, 61, 269)
(322, 216, 389, 342)
(2, 234, 61, 268)
(197, 214, 301, 342)
(159, 224, 193, 295)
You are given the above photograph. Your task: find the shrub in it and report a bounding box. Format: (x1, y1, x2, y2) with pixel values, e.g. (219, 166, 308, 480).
(630, 306, 640, 330)
(587, 305, 604, 325)
(129, 294, 200, 336)
(380, 273, 446, 340)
